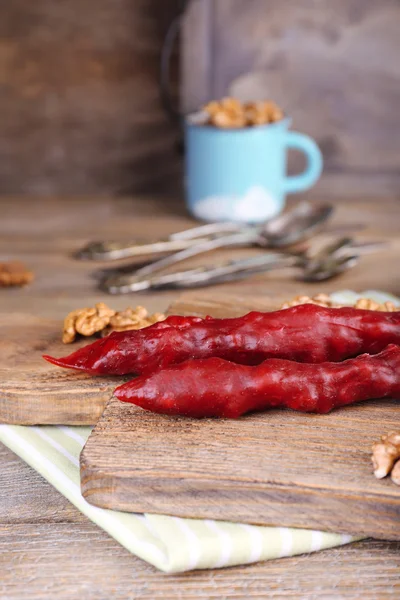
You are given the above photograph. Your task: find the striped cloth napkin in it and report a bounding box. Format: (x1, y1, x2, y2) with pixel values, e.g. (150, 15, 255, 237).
(0, 290, 398, 573)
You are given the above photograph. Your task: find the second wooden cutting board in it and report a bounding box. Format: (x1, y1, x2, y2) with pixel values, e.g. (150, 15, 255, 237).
(80, 293, 400, 540)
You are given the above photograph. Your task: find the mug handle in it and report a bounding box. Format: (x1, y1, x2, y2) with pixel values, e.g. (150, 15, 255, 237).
(283, 131, 323, 194)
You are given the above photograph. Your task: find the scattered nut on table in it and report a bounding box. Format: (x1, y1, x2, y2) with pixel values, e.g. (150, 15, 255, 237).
(280, 293, 335, 309)
(63, 302, 116, 343)
(391, 460, 400, 486)
(203, 97, 284, 128)
(63, 303, 165, 343)
(372, 432, 400, 485)
(280, 294, 398, 311)
(0, 261, 34, 287)
(354, 298, 398, 311)
(103, 306, 165, 335)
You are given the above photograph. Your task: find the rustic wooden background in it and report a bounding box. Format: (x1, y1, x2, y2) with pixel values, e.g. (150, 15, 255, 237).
(0, 0, 399, 198)
(0, 0, 182, 197)
(182, 0, 400, 199)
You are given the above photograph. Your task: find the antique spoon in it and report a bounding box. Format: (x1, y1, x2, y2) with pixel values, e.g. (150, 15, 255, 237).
(76, 201, 333, 262)
(99, 203, 333, 290)
(101, 237, 366, 294)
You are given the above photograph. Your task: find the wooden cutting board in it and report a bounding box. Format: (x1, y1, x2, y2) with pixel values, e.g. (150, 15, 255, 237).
(0, 294, 282, 425)
(0, 313, 125, 425)
(80, 293, 400, 541)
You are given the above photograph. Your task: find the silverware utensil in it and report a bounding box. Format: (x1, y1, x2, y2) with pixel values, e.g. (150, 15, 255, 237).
(99, 203, 334, 290)
(75, 217, 257, 261)
(74, 234, 216, 261)
(76, 202, 333, 262)
(101, 237, 369, 294)
(199, 237, 388, 286)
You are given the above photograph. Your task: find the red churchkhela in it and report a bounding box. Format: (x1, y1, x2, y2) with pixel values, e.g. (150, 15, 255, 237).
(114, 345, 400, 418)
(44, 305, 400, 376)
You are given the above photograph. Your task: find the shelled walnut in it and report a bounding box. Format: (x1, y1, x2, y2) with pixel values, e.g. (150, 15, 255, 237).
(62, 303, 165, 343)
(63, 302, 116, 343)
(0, 261, 34, 287)
(280, 294, 398, 311)
(203, 97, 284, 129)
(372, 432, 400, 485)
(354, 298, 398, 312)
(391, 461, 400, 486)
(280, 293, 334, 309)
(103, 307, 165, 335)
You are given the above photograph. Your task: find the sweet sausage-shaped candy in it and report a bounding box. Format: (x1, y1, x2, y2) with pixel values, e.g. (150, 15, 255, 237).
(44, 305, 400, 376)
(114, 344, 400, 418)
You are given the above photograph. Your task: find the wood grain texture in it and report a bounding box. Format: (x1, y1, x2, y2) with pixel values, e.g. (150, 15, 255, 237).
(0, 312, 125, 424)
(0, 522, 399, 600)
(0, 195, 399, 321)
(0, 296, 282, 425)
(0, 445, 85, 524)
(81, 293, 400, 540)
(182, 0, 400, 198)
(2, 194, 398, 425)
(0, 195, 400, 596)
(0, 0, 182, 196)
(1, 444, 400, 598)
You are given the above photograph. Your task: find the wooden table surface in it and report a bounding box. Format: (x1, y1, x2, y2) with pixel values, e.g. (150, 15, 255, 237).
(1, 195, 400, 599)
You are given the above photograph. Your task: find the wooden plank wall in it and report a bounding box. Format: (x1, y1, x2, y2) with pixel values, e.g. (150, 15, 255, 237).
(1, 1, 399, 199)
(0, 0, 182, 196)
(182, 0, 400, 199)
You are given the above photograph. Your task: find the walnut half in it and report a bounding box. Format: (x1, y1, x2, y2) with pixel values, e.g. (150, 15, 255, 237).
(354, 298, 398, 312)
(280, 294, 335, 309)
(372, 432, 400, 485)
(280, 294, 398, 312)
(104, 306, 165, 335)
(0, 261, 34, 287)
(62, 303, 166, 343)
(63, 303, 116, 344)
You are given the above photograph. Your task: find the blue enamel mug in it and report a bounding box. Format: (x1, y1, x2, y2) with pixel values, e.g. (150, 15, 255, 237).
(184, 117, 323, 224)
